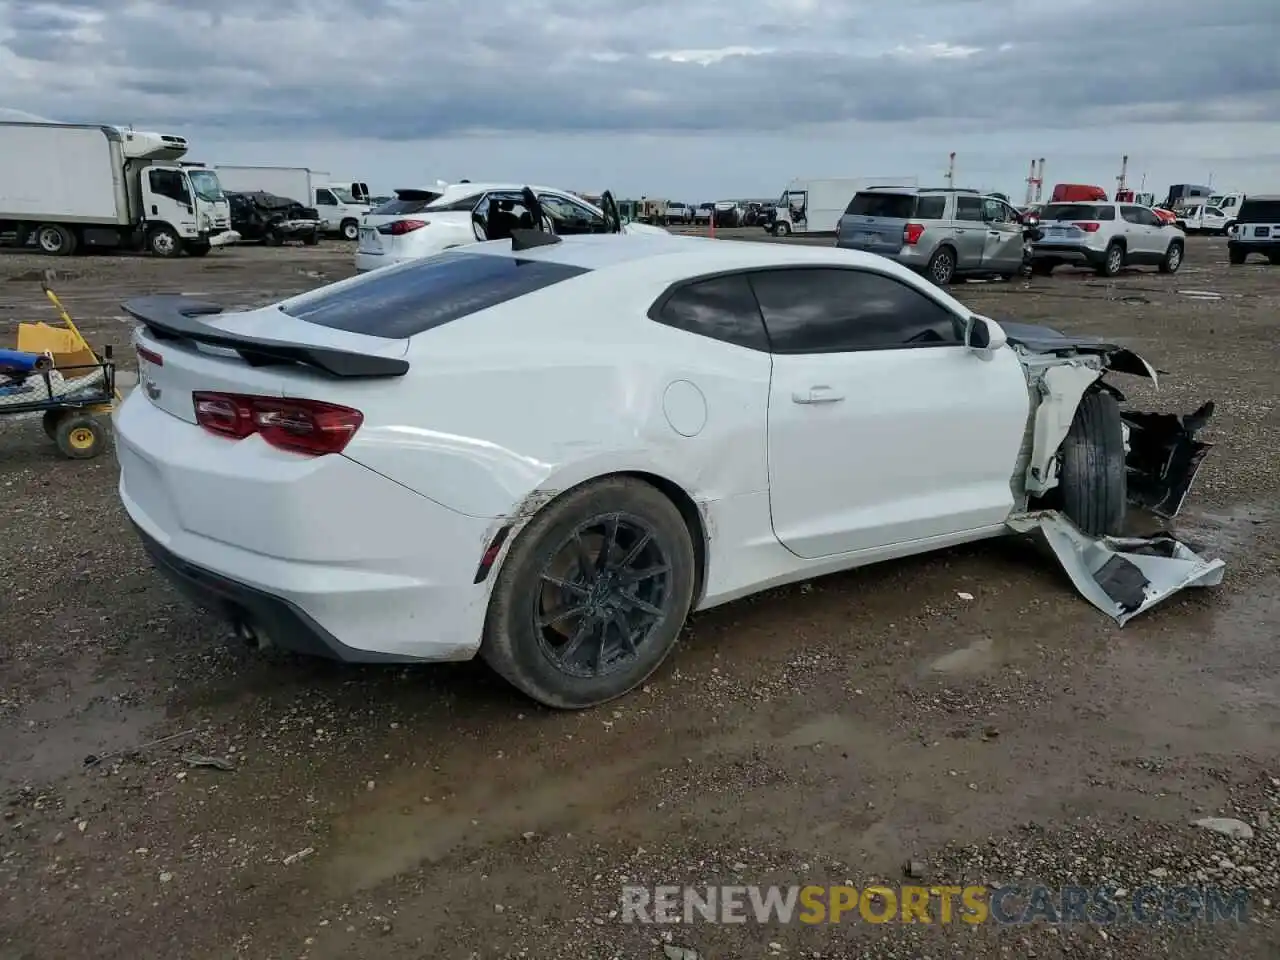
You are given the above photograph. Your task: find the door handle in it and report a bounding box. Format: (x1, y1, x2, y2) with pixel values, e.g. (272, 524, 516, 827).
(988, 231, 1001, 237)
(792, 386, 844, 404)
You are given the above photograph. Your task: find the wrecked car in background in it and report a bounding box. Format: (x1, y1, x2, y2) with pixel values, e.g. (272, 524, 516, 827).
(114, 231, 1222, 709)
(225, 191, 321, 246)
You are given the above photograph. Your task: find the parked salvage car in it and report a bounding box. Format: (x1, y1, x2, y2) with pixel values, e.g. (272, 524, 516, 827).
(226, 191, 321, 246)
(354, 182, 666, 272)
(1031, 202, 1185, 277)
(116, 225, 1221, 710)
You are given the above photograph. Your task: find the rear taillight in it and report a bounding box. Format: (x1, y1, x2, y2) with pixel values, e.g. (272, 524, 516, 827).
(191, 392, 363, 456)
(137, 345, 163, 366)
(376, 219, 428, 236)
(1074, 222, 1101, 232)
(903, 223, 925, 245)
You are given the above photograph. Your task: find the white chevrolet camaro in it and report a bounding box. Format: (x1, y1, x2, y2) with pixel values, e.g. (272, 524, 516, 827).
(115, 218, 1221, 709)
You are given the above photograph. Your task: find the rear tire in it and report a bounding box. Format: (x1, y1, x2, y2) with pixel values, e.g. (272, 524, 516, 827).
(1269, 253, 1280, 266)
(36, 223, 76, 256)
(927, 247, 956, 285)
(1158, 241, 1183, 274)
(1059, 390, 1127, 536)
(480, 477, 696, 709)
(1228, 248, 1247, 265)
(302, 232, 319, 246)
(1097, 242, 1124, 277)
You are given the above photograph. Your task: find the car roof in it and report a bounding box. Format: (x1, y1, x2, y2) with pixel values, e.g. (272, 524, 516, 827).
(428, 182, 584, 204)
(465, 233, 958, 291)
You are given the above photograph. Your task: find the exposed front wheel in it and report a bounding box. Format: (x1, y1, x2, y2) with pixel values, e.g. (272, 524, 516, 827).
(1058, 390, 1127, 536)
(481, 477, 697, 709)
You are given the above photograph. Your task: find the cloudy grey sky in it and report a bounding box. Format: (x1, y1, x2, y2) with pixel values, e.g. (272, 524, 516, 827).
(2, 0, 1278, 199)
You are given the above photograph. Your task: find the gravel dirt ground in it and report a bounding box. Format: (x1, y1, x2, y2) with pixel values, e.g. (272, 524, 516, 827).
(0, 233, 1277, 959)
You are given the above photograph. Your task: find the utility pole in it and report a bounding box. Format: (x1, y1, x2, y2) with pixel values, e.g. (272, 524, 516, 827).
(945, 152, 956, 188)
(1035, 158, 1045, 202)
(1116, 154, 1129, 196)
(1025, 158, 1044, 206)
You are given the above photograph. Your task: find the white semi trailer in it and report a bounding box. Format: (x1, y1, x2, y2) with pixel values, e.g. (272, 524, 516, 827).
(0, 122, 235, 257)
(214, 166, 370, 239)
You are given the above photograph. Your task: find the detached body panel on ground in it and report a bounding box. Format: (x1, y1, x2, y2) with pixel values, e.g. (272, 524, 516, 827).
(114, 233, 1222, 708)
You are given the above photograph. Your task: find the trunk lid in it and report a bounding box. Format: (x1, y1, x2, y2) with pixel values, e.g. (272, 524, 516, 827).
(836, 191, 917, 254)
(129, 300, 409, 424)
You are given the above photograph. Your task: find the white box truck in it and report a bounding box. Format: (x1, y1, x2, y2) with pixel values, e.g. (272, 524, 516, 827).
(769, 176, 919, 236)
(214, 166, 370, 240)
(0, 122, 236, 257)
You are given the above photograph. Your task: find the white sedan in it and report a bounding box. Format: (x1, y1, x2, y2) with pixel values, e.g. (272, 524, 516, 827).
(115, 228, 1222, 709)
(354, 182, 667, 272)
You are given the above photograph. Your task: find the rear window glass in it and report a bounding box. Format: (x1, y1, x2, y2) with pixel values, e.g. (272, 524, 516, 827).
(372, 190, 442, 215)
(426, 192, 484, 212)
(1043, 204, 1115, 221)
(845, 192, 916, 218)
(1238, 199, 1280, 222)
(280, 251, 590, 339)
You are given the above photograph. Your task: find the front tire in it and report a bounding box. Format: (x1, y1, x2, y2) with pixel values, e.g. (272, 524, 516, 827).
(1228, 248, 1247, 265)
(36, 223, 76, 256)
(1059, 390, 1126, 536)
(340, 219, 360, 241)
(147, 226, 180, 258)
(774, 222, 791, 237)
(481, 477, 697, 709)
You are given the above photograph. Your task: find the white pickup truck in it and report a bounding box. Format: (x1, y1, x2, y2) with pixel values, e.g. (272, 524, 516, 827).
(1176, 203, 1231, 235)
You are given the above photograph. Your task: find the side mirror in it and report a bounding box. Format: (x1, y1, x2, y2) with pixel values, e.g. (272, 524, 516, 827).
(965, 315, 1007, 355)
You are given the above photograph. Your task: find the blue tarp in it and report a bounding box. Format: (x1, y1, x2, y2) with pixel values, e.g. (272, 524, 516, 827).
(0, 348, 44, 373)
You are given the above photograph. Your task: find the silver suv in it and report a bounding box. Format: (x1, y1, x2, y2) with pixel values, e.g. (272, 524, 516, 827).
(835, 187, 1024, 284)
(1031, 202, 1185, 277)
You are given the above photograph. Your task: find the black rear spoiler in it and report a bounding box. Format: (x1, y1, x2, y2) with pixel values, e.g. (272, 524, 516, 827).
(121, 295, 409, 378)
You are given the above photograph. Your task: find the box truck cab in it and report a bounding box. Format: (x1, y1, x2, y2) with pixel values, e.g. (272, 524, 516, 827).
(1207, 192, 1245, 224)
(0, 122, 236, 257)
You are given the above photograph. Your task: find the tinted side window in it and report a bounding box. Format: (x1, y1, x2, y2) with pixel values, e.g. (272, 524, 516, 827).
(1120, 206, 1142, 224)
(281, 251, 590, 339)
(1238, 199, 1280, 222)
(651, 274, 769, 352)
(955, 196, 983, 221)
(915, 196, 946, 219)
(429, 193, 484, 212)
(1097, 205, 1116, 221)
(749, 268, 964, 354)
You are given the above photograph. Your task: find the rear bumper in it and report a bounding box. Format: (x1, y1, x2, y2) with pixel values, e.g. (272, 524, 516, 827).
(1031, 242, 1105, 265)
(115, 390, 494, 662)
(354, 251, 411, 272)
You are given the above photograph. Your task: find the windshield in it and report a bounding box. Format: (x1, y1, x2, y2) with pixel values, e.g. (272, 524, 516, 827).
(329, 186, 358, 203)
(187, 170, 225, 202)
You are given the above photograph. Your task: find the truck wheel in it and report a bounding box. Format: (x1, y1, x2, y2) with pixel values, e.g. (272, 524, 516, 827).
(36, 223, 76, 256)
(1058, 390, 1126, 537)
(773, 222, 791, 237)
(184, 241, 211, 257)
(147, 226, 181, 258)
(302, 232, 319, 246)
(1228, 248, 1247, 265)
(340, 219, 359, 241)
(262, 229, 283, 247)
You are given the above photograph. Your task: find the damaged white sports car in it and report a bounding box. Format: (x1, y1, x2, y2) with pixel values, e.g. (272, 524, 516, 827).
(115, 203, 1222, 709)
